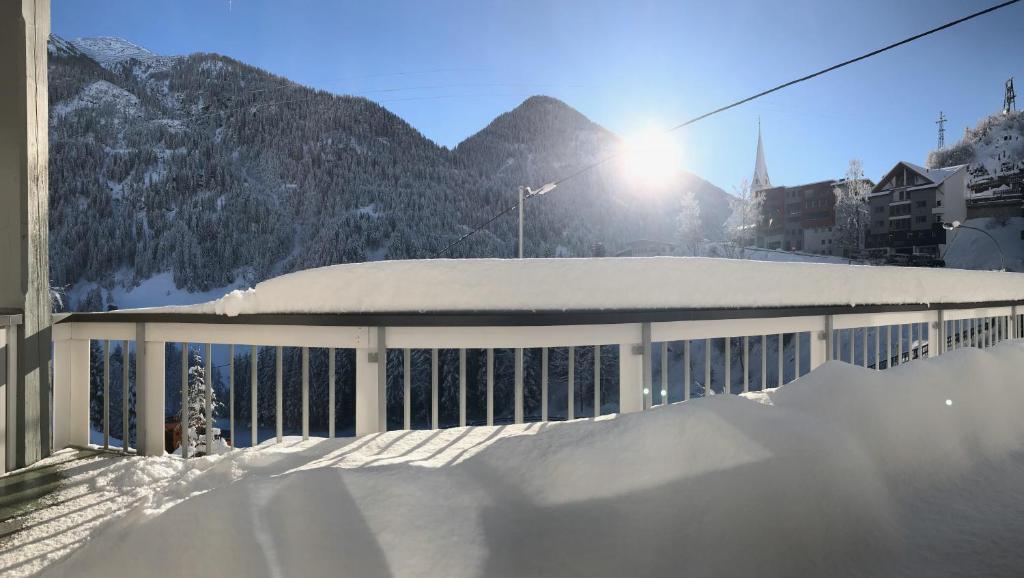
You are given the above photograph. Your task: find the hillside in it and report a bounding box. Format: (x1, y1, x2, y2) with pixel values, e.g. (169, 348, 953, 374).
(48, 35, 733, 311)
(928, 109, 1024, 192)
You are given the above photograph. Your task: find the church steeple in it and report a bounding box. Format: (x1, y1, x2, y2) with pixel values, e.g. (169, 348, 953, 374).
(751, 120, 771, 192)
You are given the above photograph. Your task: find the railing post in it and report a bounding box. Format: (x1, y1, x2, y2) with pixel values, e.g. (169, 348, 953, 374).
(809, 316, 829, 371)
(355, 327, 385, 435)
(136, 325, 166, 456)
(619, 327, 644, 414)
(932, 311, 944, 357)
(1, 320, 16, 471)
(642, 323, 653, 410)
(1013, 305, 1019, 339)
(52, 333, 90, 450)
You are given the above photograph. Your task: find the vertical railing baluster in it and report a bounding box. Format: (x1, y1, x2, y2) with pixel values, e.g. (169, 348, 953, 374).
(777, 333, 783, 386)
(760, 335, 767, 391)
(250, 345, 257, 448)
(122, 340, 129, 451)
(459, 349, 467, 427)
(795, 332, 801, 379)
(683, 340, 691, 401)
(568, 346, 575, 420)
(205, 343, 213, 454)
(742, 336, 748, 392)
(541, 347, 548, 421)
(486, 348, 494, 425)
(328, 348, 335, 438)
(403, 348, 411, 430)
(848, 328, 854, 364)
(103, 339, 110, 450)
(431, 348, 439, 429)
(724, 338, 731, 395)
(897, 324, 903, 365)
(229, 344, 235, 449)
(275, 346, 282, 443)
(861, 328, 867, 368)
(704, 338, 711, 396)
(514, 348, 523, 423)
(301, 346, 309, 440)
(181, 342, 188, 458)
(660, 341, 669, 404)
(874, 326, 880, 369)
(594, 345, 601, 416)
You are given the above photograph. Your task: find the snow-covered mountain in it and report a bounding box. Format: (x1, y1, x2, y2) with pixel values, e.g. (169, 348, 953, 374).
(69, 36, 172, 70)
(48, 34, 733, 311)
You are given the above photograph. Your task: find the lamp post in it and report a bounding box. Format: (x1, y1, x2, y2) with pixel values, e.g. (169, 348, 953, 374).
(942, 221, 1006, 271)
(518, 182, 557, 258)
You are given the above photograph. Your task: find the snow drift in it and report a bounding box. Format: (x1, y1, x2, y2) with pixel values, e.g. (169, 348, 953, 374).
(30, 342, 1024, 577)
(131, 257, 1024, 317)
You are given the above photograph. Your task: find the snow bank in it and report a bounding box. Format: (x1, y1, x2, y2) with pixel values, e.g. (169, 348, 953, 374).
(137, 257, 1024, 317)
(943, 217, 1024, 272)
(28, 342, 1024, 578)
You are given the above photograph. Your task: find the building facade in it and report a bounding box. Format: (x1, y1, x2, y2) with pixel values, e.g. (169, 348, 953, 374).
(965, 162, 1024, 220)
(754, 180, 840, 254)
(865, 162, 967, 257)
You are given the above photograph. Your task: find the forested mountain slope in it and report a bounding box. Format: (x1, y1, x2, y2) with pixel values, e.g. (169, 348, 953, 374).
(48, 36, 733, 311)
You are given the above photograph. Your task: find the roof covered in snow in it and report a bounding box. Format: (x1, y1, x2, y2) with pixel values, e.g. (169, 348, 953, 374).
(113, 257, 1024, 318)
(902, 161, 966, 186)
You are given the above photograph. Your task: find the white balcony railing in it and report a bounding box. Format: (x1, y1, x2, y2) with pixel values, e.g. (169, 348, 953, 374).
(51, 295, 1024, 458)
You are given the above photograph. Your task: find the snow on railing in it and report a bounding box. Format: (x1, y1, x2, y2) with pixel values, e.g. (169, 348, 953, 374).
(48, 259, 1024, 459)
(1, 312, 22, 472)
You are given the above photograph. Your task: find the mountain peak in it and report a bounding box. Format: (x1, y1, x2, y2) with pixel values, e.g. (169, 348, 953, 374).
(69, 36, 168, 69)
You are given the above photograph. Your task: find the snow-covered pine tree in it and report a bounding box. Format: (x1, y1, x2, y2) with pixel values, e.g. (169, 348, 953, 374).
(183, 349, 221, 454)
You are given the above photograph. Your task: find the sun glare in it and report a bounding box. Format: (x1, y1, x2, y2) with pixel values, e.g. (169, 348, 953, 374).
(620, 126, 682, 190)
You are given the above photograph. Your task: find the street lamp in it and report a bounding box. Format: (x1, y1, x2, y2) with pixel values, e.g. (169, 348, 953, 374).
(518, 182, 557, 258)
(942, 220, 1006, 271)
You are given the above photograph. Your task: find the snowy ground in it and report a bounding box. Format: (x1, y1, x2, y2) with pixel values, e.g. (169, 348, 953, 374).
(943, 217, 1024, 272)
(4, 343, 1024, 577)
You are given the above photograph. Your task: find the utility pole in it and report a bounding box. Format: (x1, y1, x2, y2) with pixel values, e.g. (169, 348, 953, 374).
(516, 182, 557, 259)
(518, 186, 524, 259)
(935, 111, 947, 149)
(1004, 77, 1016, 115)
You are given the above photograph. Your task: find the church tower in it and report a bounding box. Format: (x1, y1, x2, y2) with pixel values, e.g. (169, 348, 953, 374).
(751, 120, 771, 192)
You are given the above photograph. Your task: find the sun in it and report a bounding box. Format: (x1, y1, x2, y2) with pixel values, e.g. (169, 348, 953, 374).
(619, 126, 682, 189)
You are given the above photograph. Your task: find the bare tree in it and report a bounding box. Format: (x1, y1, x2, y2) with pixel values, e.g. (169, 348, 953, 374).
(676, 191, 703, 256)
(723, 179, 762, 257)
(833, 160, 871, 258)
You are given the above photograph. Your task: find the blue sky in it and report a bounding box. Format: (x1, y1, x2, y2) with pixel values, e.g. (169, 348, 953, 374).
(53, 0, 1023, 192)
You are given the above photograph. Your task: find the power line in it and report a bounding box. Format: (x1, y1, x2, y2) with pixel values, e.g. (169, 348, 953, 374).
(433, 0, 1020, 258)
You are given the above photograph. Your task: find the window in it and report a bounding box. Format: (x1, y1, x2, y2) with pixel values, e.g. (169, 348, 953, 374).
(915, 215, 926, 223)
(915, 200, 926, 208)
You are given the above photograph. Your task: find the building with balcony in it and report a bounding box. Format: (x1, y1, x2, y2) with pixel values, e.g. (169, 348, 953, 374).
(865, 161, 967, 257)
(965, 162, 1024, 220)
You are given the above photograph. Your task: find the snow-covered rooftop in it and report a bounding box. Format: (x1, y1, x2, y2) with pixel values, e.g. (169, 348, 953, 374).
(902, 161, 966, 186)
(122, 257, 1024, 318)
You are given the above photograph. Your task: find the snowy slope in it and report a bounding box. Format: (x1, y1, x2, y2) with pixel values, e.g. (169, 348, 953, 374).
(136, 256, 1024, 317)
(20, 342, 1024, 578)
(69, 36, 174, 70)
(943, 217, 1024, 272)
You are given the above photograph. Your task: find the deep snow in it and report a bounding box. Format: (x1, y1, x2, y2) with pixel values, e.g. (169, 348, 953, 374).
(943, 217, 1024, 272)
(2, 342, 1022, 577)
(128, 257, 1024, 317)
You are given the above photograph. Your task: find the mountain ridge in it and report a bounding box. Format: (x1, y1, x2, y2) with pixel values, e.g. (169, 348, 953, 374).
(48, 34, 734, 311)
